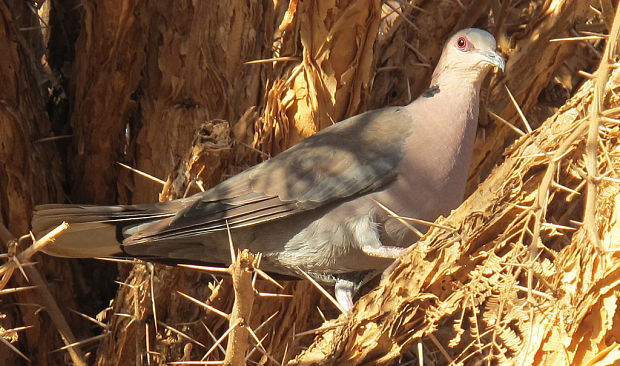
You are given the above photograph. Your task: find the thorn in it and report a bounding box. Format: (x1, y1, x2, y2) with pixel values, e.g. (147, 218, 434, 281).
(550, 35, 606, 42)
(244, 333, 269, 362)
(316, 306, 327, 323)
(237, 141, 271, 159)
(68, 308, 107, 329)
(541, 222, 577, 231)
(487, 109, 526, 136)
(35, 134, 73, 143)
(253, 268, 284, 289)
(177, 291, 230, 320)
(199, 322, 239, 361)
(293, 322, 345, 337)
(226, 220, 236, 264)
(254, 311, 278, 335)
(177, 264, 230, 274)
(383, 1, 419, 32)
(244, 56, 299, 64)
(505, 86, 533, 133)
(148, 264, 158, 334)
(551, 181, 581, 195)
(417, 341, 423, 366)
(169, 360, 226, 365)
(117, 162, 166, 185)
(50, 333, 109, 353)
(245, 325, 279, 364)
(428, 333, 454, 363)
(0, 285, 38, 295)
(373, 200, 425, 237)
(0, 333, 31, 361)
(257, 292, 293, 298)
(404, 41, 429, 64)
(145, 322, 151, 366)
(155, 320, 208, 348)
(11, 256, 28, 282)
(296, 267, 346, 314)
(114, 280, 137, 289)
(201, 321, 226, 354)
(513, 284, 555, 300)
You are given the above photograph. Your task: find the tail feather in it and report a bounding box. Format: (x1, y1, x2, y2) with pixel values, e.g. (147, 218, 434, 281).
(32, 204, 175, 258)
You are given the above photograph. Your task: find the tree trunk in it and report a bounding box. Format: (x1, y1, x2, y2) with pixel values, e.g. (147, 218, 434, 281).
(0, 1, 80, 365)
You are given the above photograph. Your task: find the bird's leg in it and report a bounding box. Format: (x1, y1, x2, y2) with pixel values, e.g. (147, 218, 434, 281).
(334, 279, 355, 311)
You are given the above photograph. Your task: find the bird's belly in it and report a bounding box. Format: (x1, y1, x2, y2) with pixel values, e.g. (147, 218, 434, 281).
(255, 177, 465, 277)
(245, 202, 393, 277)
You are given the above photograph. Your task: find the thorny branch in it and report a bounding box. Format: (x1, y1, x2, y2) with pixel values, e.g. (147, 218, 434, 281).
(0, 223, 87, 366)
(584, 0, 620, 254)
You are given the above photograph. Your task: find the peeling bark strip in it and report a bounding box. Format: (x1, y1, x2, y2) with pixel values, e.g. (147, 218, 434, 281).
(255, 0, 382, 155)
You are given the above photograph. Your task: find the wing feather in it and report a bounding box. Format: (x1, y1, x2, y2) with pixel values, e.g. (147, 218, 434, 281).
(127, 107, 414, 244)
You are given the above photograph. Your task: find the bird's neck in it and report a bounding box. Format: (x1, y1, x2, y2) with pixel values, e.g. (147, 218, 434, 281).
(416, 73, 482, 147)
(426, 73, 483, 136)
(431, 65, 488, 89)
(402, 75, 483, 202)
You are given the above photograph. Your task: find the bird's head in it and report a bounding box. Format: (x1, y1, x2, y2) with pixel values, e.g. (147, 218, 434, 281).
(431, 28, 505, 86)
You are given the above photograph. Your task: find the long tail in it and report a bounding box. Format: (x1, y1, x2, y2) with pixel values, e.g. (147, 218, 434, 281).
(32, 203, 178, 258)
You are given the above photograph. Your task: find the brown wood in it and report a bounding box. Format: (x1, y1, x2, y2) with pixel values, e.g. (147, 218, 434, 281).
(0, 1, 79, 365)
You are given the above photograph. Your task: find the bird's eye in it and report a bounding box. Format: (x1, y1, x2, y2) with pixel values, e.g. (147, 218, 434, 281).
(456, 37, 467, 49)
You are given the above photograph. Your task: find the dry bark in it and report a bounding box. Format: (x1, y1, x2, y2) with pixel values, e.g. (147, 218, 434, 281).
(476, 0, 600, 193)
(68, 0, 149, 204)
(1, 0, 617, 365)
(292, 28, 620, 366)
(0, 1, 81, 365)
(223, 250, 259, 365)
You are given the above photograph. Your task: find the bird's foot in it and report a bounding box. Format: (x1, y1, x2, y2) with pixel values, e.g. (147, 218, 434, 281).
(381, 243, 417, 279)
(334, 279, 355, 311)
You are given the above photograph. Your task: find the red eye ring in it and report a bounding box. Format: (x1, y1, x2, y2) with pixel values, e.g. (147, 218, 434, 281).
(456, 37, 467, 49)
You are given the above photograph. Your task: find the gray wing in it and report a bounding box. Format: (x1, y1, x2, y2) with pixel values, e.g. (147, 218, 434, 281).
(126, 106, 414, 244)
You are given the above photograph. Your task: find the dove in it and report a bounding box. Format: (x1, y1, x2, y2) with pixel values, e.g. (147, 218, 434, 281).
(33, 28, 505, 310)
